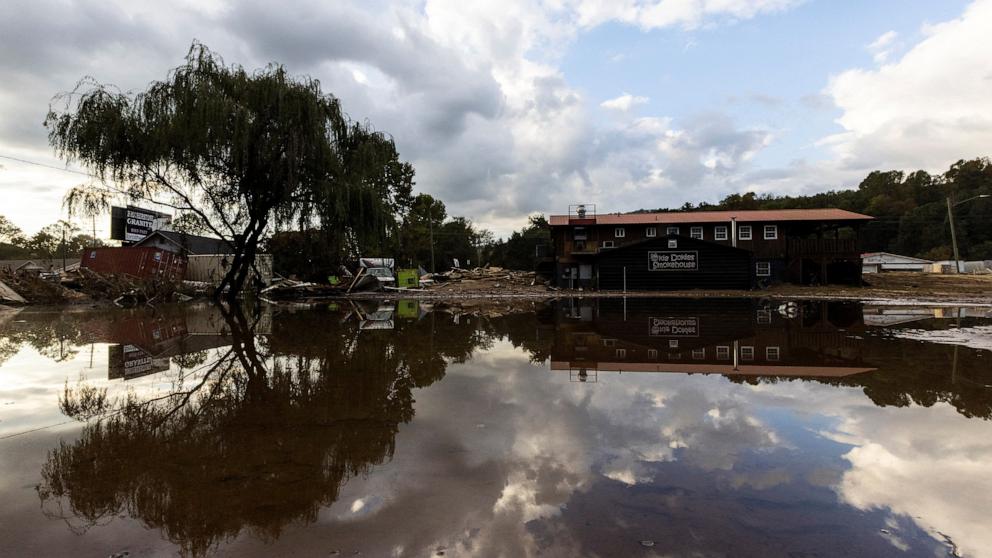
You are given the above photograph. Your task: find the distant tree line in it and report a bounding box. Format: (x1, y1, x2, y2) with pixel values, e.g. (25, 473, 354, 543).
(267, 192, 491, 279)
(643, 158, 992, 260)
(0, 216, 103, 261)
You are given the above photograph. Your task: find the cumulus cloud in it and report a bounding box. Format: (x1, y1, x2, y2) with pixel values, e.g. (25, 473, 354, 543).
(0, 0, 804, 236)
(566, 112, 772, 211)
(824, 0, 992, 173)
(5, 0, 987, 238)
(600, 92, 649, 111)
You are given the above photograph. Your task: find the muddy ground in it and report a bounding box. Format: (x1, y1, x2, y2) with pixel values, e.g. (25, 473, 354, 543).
(4, 271, 990, 309)
(349, 272, 992, 306)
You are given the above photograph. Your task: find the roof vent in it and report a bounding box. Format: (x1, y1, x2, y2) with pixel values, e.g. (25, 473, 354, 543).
(569, 203, 596, 221)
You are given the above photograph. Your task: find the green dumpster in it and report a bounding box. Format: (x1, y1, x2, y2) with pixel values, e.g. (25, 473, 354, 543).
(396, 268, 419, 288)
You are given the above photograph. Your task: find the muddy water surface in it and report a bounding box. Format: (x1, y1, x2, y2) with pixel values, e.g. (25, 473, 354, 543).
(0, 298, 990, 557)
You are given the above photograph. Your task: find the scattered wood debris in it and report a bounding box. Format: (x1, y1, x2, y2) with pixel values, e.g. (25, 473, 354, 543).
(422, 267, 548, 295)
(0, 267, 189, 306)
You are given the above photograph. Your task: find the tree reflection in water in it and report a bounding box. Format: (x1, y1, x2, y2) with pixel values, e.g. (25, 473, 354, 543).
(36, 302, 509, 557)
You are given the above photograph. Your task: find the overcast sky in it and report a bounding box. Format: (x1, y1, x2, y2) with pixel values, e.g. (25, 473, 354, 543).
(1, 0, 989, 238)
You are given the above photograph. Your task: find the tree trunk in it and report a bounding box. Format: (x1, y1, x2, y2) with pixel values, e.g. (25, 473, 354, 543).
(214, 215, 262, 302)
(226, 221, 265, 304)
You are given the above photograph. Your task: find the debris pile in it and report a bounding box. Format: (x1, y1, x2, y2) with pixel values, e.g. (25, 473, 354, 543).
(259, 270, 384, 301)
(69, 268, 184, 306)
(423, 267, 547, 294)
(260, 279, 344, 300)
(0, 267, 191, 306)
(0, 269, 81, 305)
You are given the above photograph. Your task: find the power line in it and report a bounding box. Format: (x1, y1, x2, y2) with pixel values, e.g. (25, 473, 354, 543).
(0, 153, 93, 177)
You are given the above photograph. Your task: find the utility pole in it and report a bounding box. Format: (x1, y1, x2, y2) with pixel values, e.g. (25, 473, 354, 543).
(947, 197, 961, 273)
(428, 211, 436, 274)
(947, 194, 991, 274)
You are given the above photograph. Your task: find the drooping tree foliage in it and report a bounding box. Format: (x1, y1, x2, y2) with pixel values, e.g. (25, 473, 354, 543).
(47, 42, 413, 300)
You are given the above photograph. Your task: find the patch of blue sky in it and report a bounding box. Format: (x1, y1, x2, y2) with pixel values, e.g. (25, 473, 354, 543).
(560, 0, 972, 171)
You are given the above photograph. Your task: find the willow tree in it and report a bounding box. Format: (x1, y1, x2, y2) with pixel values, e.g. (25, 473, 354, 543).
(48, 42, 413, 301)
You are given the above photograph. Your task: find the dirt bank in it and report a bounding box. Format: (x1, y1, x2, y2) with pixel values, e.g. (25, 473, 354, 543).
(344, 272, 992, 306)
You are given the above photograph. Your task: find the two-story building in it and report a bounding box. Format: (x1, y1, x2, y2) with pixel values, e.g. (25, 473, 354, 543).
(548, 205, 873, 289)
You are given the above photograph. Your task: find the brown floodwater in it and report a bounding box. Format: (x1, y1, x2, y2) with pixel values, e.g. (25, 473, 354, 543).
(0, 298, 990, 557)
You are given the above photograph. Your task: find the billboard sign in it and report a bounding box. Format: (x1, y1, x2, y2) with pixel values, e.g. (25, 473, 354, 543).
(648, 250, 698, 271)
(110, 205, 171, 243)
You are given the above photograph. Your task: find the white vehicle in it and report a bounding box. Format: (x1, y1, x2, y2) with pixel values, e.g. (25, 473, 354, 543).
(364, 266, 395, 285)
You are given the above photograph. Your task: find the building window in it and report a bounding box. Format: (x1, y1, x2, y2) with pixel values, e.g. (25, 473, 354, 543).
(690, 226, 703, 239)
(601, 240, 615, 249)
(714, 226, 728, 241)
(648, 349, 658, 359)
(756, 309, 772, 324)
(602, 338, 616, 347)
(573, 227, 587, 240)
(692, 348, 706, 360)
(668, 352, 682, 360)
(740, 346, 755, 361)
(766, 346, 781, 361)
(756, 261, 771, 277)
(739, 225, 752, 240)
(716, 346, 730, 360)
(668, 239, 678, 248)
(669, 339, 679, 348)
(646, 226, 657, 238)
(616, 348, 627, 359)
(666, 226, 679, 236)
(615, 227, 625, 238)
(763, 224, 778, 240)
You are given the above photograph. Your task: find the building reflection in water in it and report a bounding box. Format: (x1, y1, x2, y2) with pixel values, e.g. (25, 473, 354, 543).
(548, 298, 875, 381)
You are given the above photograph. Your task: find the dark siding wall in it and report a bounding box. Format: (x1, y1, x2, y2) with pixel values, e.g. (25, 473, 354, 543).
(586, 298, 756, 346)
(598, 236, 750, 290)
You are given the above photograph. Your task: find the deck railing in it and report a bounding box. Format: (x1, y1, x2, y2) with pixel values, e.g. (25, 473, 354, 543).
(788, 238, 859, 255)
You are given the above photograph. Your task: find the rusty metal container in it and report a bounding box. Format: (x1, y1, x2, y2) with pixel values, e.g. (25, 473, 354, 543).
(80, 247, 187, 282)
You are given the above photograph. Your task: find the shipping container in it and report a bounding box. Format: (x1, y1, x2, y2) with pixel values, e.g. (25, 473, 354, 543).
(80, 247, 187, 282)
(185, 254, 273, 286)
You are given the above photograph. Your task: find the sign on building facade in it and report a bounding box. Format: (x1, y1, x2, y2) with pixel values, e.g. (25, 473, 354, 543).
(648, 250, 699, 271)
(649, 317, 700, 337)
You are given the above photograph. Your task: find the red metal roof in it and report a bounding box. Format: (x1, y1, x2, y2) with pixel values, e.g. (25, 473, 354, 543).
(549, 208, 873, 226)
(550, 361, 875, 378)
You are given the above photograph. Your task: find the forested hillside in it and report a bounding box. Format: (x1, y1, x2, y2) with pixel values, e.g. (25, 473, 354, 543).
(642, 158, 992, 260)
